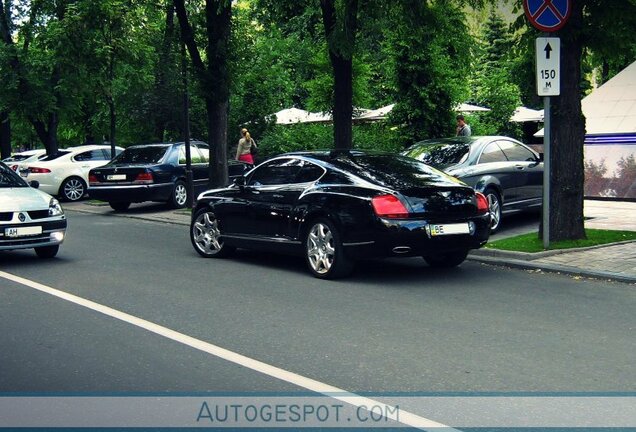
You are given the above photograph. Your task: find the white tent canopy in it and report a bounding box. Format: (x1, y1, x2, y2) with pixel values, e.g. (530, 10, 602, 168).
(355, 104, 395, 121)
(456, 103, 491, 113)
(273, 102, 492, 125)
(510, 106, 544, 123)
(535, 61, 636, 137)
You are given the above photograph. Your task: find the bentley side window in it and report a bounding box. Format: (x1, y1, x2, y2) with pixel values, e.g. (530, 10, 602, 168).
(248, 159, 303, 186)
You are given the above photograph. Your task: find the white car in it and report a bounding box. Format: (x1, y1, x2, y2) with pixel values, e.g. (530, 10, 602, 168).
(2, 149, 47, 172)
(0, 161, 67, 258)
(19, 145, 123, 201)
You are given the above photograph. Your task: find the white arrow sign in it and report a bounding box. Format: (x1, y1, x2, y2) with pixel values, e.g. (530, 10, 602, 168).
(536, 37, 560, 96)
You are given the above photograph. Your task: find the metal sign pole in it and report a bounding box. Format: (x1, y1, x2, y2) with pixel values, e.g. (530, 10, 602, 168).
(543, 96, 550, 249)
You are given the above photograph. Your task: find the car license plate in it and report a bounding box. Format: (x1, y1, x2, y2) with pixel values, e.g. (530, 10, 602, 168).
(5, 226, 42, 237)
(107, 174, 127, 181)
(429, 223, 470, 236)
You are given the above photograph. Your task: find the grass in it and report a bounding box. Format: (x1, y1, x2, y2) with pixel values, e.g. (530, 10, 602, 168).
(486, 229, 636, 253)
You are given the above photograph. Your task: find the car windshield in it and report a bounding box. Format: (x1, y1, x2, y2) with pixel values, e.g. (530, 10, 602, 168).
(112, 146, 168, 164)
(402, 141, 471, 169)
(0, 163, 28, 188)
(40, 151, 70, 161)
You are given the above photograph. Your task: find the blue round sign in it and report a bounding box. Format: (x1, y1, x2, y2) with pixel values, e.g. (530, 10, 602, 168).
(524, 0, 571, 32)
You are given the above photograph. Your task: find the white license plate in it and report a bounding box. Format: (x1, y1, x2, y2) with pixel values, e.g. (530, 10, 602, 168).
(429, 223, 470, 236)
(5, 226, 42, 237)
(107, 174, 127, 181)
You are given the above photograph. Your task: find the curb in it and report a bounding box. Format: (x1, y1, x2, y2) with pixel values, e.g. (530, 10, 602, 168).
(468, 255, 636, 284)
(66, 206, 191, 227)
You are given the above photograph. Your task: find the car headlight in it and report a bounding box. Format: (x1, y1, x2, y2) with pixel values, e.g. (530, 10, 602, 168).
(49, 198, 64, 216)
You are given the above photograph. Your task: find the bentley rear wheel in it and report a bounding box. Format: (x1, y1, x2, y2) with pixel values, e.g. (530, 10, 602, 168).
(305, 218, 353, 279)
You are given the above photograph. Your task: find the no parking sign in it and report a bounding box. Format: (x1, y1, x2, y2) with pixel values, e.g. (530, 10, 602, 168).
(523, 0, 571, 32)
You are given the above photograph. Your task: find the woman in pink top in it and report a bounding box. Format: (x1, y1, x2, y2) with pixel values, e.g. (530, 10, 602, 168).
(236, 128, 257, 165)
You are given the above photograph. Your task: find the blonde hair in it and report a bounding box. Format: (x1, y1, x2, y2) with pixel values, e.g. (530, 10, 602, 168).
(244, 131, 252, 142)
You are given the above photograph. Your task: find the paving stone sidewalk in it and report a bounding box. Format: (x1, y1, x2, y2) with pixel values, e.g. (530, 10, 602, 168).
(65, 199, 636, 284)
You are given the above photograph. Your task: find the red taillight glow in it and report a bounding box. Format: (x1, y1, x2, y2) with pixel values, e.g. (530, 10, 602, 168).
(28, 167, 51, 174)
(134, 172, 153, 184)
(476, 192, 489, 214)
(89, 174, 99, 184)
(372, 194, 409, 218)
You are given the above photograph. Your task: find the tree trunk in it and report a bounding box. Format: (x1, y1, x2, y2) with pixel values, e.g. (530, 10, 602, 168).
(109, 100, 116, 158)
(207, 100, 229, 187)
(330, 54, 353, 150)
(550, 2, 586, 241)
(320, 0, 358, 150)
(175, 0, 231, 188)
(0, 111, 10, 159)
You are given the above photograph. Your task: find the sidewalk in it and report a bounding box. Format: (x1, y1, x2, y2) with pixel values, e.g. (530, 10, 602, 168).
(65, 199, 636, 284)
(469, 200, 636, 284)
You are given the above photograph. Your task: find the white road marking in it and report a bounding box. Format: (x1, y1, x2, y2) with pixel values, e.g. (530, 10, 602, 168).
(0, 270, 456, 431)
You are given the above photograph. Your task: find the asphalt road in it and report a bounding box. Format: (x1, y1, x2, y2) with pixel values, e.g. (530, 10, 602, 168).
(1, 210, 634, 398)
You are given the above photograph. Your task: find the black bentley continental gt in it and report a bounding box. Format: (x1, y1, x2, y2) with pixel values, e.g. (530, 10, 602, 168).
(190, 151, 491, 279)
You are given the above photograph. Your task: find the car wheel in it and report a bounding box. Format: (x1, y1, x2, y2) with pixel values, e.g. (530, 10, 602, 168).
(34, 245, 59, 259)
(60, 177, 86, 202)
(109, 202, 131, 212)
(169, 180, 188, 209)
(484, 188, 502, 232)
(424, 250, 468, 268)
(190, 208, 234, 258)
(304, 218, 353, 279)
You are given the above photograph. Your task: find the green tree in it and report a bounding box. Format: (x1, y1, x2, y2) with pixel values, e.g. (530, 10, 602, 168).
(388, 0, 473, 142)
(472, 8, 521, 137)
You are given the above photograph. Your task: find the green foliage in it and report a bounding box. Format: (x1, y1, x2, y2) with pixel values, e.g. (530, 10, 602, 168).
(257, 123, 402, 157)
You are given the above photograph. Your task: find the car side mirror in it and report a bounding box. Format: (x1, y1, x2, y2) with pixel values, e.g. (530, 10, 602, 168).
(233, 176, 246, 188)
(29, 180, 40, 189)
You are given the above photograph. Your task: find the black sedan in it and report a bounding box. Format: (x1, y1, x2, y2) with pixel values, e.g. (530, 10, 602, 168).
(190, 151, 491, 279)
(402, 136, 543, 231)
(88, 141, 250, 211)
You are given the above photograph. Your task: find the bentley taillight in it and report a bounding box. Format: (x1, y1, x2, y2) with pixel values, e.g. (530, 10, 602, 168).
(372, 194, 409, 218)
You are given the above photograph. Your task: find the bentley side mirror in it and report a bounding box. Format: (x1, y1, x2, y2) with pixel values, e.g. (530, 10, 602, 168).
(29, 180, 40, 189)
(234, 176, 246, 189)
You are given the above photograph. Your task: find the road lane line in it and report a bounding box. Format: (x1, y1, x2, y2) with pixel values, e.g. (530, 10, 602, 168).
(0, 270, 455, 431)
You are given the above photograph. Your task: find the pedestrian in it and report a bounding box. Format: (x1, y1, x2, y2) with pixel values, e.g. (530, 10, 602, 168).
(456, 115, 472, 137)
(236, 128, 257, 165)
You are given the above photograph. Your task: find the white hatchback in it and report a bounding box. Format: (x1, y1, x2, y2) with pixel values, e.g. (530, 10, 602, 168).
(0, 162, 67, 258)
(19, 145, 123, 201)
